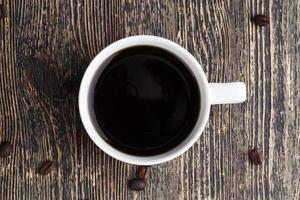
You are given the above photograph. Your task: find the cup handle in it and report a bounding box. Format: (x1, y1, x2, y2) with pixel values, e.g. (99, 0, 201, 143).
(209, 82, 246, 105)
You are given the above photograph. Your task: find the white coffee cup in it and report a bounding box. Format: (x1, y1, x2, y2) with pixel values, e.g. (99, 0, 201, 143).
(79, 35, 246, 165)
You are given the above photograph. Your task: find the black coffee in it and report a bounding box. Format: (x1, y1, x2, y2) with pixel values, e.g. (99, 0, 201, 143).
(94, 46, 200, 156)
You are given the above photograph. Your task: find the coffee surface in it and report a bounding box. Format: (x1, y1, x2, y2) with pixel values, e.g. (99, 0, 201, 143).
(94, 46, 200, 156)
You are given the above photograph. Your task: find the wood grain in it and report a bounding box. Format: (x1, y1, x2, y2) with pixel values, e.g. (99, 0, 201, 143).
(0, 0, 299, 199)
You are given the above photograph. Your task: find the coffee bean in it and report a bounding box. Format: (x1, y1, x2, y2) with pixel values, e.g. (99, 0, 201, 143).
(248, 147, 263, 165)
(128, 178, 146, 191)
(38, 160, 55, 175)
(252, 15, 269, 26)
(0, 141, 13, 157)
(137, 166, 149, 180)
(0, 4, 7, 19)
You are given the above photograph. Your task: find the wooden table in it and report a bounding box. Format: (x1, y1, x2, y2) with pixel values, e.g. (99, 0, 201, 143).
(0, 0, 299, 199)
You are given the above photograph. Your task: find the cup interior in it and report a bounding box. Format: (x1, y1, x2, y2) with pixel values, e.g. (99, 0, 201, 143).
(79, 36, 211, 165)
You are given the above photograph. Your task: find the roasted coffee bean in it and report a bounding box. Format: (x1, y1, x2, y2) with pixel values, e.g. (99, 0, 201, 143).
(252, 15, 269, 26)
(0, 141, 13, 157)
(248, 147, 263, 165)
(137, 166, 149, 180)
(38, 160, 55, 175)
(128, 178, 146, 191)
(0, 4, 7, 19)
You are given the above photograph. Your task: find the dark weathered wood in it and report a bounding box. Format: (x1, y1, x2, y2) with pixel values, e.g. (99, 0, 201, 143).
(0, 0, 299, 199)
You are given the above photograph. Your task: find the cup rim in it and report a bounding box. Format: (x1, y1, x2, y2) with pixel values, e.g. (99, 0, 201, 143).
(79, 35, 211, 165)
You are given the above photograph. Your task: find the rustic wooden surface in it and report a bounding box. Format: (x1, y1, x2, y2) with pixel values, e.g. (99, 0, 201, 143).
(0, 0, 299, 199)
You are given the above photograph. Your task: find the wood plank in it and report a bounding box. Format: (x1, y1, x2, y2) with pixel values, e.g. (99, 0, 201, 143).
(0, 0, 299, 199)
